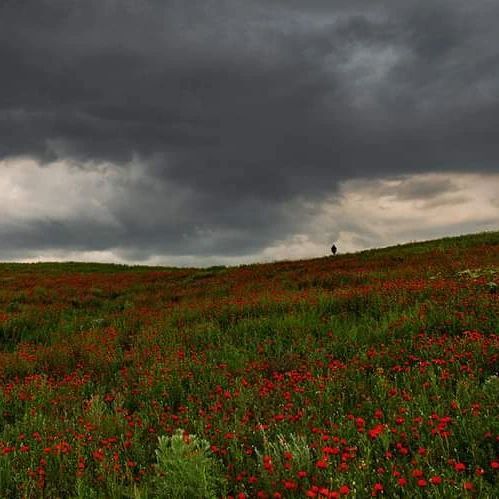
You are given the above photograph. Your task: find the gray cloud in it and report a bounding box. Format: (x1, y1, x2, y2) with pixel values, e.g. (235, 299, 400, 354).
(0, 0, 498, 261)
(348, 175, 461, 202)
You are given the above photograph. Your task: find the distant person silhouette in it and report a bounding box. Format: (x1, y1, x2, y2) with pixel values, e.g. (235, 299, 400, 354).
(331, 244, 337, 255)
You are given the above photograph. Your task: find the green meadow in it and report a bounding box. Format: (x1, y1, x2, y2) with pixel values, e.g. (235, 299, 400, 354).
(0, 232, 497, 498)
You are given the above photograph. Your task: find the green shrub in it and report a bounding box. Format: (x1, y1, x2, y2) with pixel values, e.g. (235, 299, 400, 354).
(153, 429, 227, 499)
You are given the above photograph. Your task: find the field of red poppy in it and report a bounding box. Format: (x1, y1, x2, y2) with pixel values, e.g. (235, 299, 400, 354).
(0, 232, 498, 498)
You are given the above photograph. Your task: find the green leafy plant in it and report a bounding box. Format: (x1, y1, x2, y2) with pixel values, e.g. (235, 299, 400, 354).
(153, 429, 227, 499)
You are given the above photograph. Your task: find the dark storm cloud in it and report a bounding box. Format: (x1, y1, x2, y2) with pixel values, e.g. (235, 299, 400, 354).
(1, 0, 498, 259)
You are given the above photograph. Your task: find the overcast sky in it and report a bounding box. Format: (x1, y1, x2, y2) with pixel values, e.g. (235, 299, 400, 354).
(1, 0, 498, 266)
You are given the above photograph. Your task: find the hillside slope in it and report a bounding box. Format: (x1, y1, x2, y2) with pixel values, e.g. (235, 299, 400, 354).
(0, 232, 497, 497)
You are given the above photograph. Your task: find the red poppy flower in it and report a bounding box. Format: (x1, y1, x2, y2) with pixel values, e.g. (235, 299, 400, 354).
(283, 480, 297, 490)
(316, 459, 328, 469)
(371, 482, 383, 496)
(368, 425, 384, 439)
(92, 449, 105, 462)
(463, 482, 474, 491)
(339, 485, 350, 495)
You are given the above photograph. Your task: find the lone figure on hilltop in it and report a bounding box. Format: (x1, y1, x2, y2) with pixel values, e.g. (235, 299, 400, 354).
(331, 244, 337, 255)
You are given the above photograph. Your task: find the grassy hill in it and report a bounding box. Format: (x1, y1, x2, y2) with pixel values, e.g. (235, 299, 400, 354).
(0, 232, 497, 497)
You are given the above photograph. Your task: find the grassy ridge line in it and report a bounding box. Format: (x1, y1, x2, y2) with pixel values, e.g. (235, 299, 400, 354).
(0, 230, 497, 274)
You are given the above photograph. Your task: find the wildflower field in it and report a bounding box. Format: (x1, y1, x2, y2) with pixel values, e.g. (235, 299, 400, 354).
(0, 232, 497, 498)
